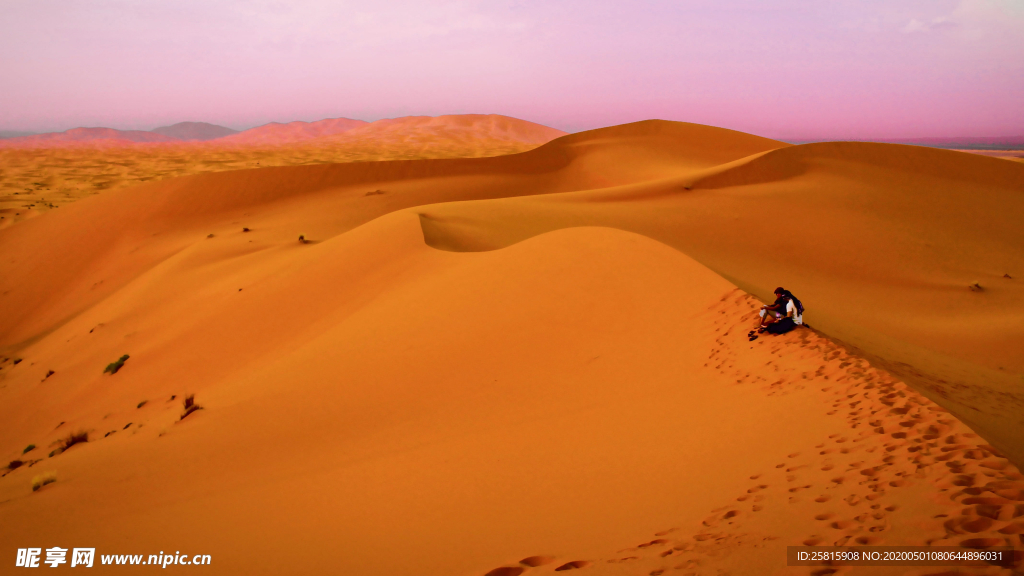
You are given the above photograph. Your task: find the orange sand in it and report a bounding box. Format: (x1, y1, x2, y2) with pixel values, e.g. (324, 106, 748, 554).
(0, 120, 1022, 575)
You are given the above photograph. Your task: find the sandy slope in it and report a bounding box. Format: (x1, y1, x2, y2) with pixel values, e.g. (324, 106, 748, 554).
(1, 120, 1022, 575)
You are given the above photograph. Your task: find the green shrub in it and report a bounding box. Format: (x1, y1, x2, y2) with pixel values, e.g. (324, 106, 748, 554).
(22, 444, 35, 454)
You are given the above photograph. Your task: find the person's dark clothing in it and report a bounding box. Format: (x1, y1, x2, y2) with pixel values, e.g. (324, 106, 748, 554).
(767, 295, 789, 311)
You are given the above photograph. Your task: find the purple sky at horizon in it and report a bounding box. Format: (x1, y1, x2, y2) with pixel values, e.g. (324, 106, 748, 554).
(2, 0, 1022, 139)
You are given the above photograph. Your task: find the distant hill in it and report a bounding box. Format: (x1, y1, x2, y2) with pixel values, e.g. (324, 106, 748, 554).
(216, 117, 369, 145)
(882, 135, 1024, 150)
(0, 131, 36, 139)
(0, 127, 179, 148)
(326, 114, 567, 146)
(0, 115, 564, 149)
(151, 122, 238, 141)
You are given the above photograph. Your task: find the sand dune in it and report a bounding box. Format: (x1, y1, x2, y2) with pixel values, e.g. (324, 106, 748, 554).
(1, 120, 1022, 575)
(215, 117, 368, 145)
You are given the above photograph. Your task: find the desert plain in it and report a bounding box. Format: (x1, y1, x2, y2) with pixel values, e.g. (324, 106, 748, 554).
(1, 115, 1023, 576)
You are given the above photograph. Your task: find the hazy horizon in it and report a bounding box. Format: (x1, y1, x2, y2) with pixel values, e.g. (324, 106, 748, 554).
(3, 0, 1023, 140)
(3, 116, 1024, 145)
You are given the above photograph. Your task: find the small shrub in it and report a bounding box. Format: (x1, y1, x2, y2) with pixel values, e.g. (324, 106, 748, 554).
(62, 431, 88, 451)
(104, 354, 130, 374)
(23, 444, 35, 454)
(44, 370, 55, 379)
(13, 358, 22, 365)
(180, 394, 203, 420)
(137, 400, 147, 409)
(31, 472, 56, 492)
(8, 460, 23, 470)
(206, 233, 214, 239)
(242, 227, 250, 232)
(298, 234, 309, 244)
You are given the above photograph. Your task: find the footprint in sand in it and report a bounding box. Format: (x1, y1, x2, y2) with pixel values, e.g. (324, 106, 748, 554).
(484, 568, 525, 576)
(553, 560, 590, 571)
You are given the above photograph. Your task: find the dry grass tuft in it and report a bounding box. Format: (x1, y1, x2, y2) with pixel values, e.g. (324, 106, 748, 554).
(61, 431, 88, 451)
(180, 394, 203, 420)
(31, 472, 56, 492)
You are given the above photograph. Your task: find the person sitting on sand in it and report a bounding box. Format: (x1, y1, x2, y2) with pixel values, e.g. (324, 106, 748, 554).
(758, 287, 790, 328)
(757, 287, 804, 334)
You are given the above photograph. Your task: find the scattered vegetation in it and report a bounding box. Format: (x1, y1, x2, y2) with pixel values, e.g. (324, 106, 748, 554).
(169, 395, 176, 401)
(43, 369, 55, 380)
(23, 444, 35, 454)
(969, 282, 984, 292)
(31, 472, 56, 492)
(242, 227, 250, 232)
(8, 460, 23, 470)
(104, 354, 130, 374)
(1005, 273, 1013, 279)
(180, 394, 203, 420)
(13, 358, 22, 365)
(137, 400, 147, 408)
(365, 189, 385, 196)
(61, 431, 88, 451)
(298, 234, 310, 244)
(207, 233, 215, 239)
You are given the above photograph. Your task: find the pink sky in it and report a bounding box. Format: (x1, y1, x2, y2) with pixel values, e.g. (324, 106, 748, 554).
(2, 0, 1022, 139)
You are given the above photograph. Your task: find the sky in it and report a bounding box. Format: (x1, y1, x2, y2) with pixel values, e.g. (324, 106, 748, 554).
(1, 0, 1022, 139)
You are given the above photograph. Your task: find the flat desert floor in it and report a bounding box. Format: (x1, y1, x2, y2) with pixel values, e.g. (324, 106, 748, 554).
(1, 119, 1022, 575)
(0, 114, 565, 229)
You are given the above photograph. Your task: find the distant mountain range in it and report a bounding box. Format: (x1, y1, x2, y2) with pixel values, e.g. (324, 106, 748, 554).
(878, 135, 1024, 150)
(4, 119, 1022, 150)
(151, 122, 239, 141)
(787, 135, 1024, 150)
(0, 116, 564, 148)
(0, 131, 37, 139)
(0, 118, 366, 147)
